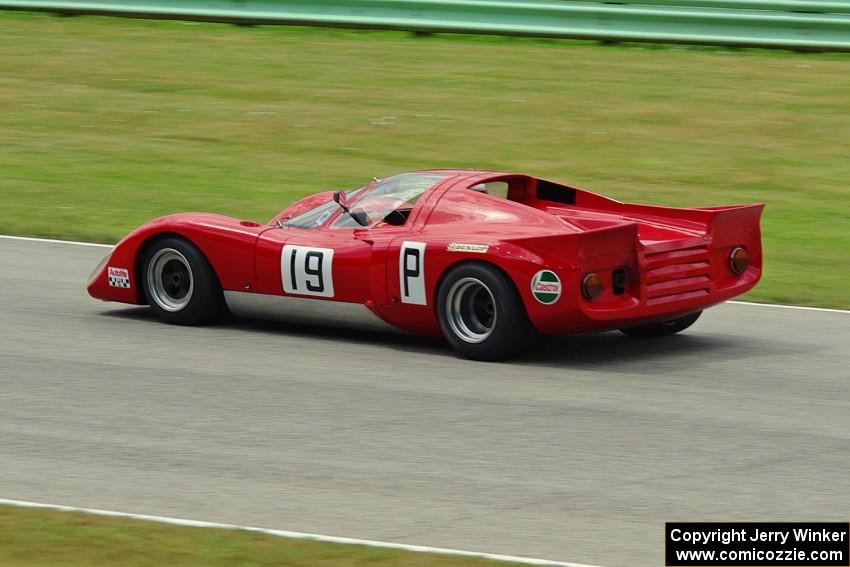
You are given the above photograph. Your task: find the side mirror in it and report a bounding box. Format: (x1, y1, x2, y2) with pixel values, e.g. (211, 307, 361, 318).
(333, 190, 350, 210)
(333, 190, 369, 227)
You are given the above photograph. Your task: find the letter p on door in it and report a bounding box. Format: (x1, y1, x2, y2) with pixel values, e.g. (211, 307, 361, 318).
(400, 241, 427, 305)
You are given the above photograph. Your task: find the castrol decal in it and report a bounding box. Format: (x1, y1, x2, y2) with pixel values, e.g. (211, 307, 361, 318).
(531, 270, 561, 305)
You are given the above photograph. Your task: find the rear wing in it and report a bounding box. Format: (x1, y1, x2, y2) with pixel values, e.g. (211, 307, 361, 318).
(504, 202, 763, 272)
(559, 184, 763, 226)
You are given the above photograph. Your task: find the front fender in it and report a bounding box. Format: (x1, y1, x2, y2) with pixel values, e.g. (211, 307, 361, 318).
(87, 213, 268, 304)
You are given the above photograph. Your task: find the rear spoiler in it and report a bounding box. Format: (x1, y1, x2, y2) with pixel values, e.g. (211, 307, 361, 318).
(504, 202, 762, 266)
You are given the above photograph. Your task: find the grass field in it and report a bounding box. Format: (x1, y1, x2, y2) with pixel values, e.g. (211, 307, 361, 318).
(0, 505, 532, 566)
(1, 11, 848, 307)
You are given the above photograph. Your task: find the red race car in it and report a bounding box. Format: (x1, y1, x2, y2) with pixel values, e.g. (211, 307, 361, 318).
(88, 170, 763, 360)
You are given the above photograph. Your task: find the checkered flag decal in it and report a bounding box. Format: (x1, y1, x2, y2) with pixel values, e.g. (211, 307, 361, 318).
(107, 267, 131, 288)
(108, 275, 131, 288)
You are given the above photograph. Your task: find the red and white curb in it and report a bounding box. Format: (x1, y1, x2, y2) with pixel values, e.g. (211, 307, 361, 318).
(3, 234, 848, 315)
(0, 498, 597, 567)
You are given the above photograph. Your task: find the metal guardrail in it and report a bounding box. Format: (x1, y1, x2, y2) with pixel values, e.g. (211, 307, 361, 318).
(546, 0, 850, 13)
(2, 0, 849, 50)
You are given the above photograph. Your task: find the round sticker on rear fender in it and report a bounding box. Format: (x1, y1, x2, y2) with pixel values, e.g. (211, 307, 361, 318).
(531, 270, 562, 304)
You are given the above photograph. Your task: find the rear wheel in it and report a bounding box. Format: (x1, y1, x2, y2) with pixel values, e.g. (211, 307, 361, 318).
(142, 237, 224, 325)
(619, 310, 702, 338)
(437, 263, 535, 361)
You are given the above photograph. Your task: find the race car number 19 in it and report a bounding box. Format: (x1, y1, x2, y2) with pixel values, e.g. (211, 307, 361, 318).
(281, 245, 335, 298)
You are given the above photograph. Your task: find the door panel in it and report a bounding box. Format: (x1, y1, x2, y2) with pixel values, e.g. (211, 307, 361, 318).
(255, 227, 373, 303)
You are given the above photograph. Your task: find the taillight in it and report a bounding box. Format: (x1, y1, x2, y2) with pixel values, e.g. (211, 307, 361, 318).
(728, 247, 749, 275)
(581, 273, 604, 301)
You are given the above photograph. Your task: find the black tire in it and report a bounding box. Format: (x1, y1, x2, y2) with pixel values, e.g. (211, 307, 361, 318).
(141, 237, 224, 325)
(436, 262, 536, 361)
(619, 310, 702, 338)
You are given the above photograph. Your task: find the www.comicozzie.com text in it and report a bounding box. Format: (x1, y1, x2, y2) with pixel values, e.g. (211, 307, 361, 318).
(670, 527, 847, 546)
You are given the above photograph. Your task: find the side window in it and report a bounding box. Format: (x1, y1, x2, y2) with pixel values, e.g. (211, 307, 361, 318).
(332, 197, 416, 229)
(470, 182, 510, 199)
(469, 179, 526, 201)
(331, 172, 447, 229)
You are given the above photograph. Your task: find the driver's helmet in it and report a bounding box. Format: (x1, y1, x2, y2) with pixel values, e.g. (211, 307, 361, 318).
(470, 183, 489, 194)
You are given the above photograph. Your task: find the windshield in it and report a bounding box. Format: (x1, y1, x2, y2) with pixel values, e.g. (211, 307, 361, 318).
(283, 173, 448, 230)
(331, 172, 448, 229)
(282, 188, 366, 229)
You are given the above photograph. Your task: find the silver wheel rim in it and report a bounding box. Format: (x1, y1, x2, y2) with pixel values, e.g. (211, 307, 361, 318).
(147, 248, 194, 312)
(445, 277, 496, 343)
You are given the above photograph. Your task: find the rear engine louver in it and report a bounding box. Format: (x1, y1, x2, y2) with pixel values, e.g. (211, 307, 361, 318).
(642, 244, 711, 305)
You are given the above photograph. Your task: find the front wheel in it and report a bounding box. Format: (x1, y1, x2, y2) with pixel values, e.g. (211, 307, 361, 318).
(142, 237, 224, 325)
(619, 310, 702, 338)
(436, 262, 536, 361)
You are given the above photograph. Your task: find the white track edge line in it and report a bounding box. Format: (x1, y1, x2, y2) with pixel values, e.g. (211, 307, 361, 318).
(0, 498, 597, 567)
(2, 234, 848, 315)
(726, 300, 850, 314)
(0, 234, 113, 248)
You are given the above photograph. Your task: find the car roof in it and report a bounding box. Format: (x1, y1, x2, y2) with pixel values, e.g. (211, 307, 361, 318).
(412, 168, 511, 178)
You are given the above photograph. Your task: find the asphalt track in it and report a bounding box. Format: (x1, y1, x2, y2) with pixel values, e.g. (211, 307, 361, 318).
(1, 237, 848, 567)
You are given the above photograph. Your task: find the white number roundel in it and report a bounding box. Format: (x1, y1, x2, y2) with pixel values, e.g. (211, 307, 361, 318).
(281, 245, 334, 298)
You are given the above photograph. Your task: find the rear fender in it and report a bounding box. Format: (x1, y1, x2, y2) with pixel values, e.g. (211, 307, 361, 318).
(703, 203, 764, 293)
(503, 224, 640, 331)
(382, 225, 637, 334)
